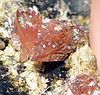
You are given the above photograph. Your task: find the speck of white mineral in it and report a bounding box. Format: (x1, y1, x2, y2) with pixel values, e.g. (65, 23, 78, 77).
(73, 28, 79, 41)
(42, 18, 51, 23)
(0, 27, 9, 38)
(32, 6, 39, 15)
(54, 25, 62, 32)
(26, 22, 33, 27)
(26, 72, 38, 90)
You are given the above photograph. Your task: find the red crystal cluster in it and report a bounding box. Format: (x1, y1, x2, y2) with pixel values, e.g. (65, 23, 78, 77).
(12, 9, 85, 62)
(70, 75, 97, 95)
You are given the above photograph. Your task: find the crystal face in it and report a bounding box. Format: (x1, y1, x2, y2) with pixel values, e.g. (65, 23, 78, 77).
(12, 9, 86, 62)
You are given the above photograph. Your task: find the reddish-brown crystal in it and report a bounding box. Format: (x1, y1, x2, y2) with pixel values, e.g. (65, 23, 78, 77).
(12, 9, 85, 62)
(70, 75, 97, 95)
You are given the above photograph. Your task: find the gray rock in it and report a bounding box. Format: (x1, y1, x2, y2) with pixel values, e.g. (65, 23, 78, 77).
(64, 0, 90, 16)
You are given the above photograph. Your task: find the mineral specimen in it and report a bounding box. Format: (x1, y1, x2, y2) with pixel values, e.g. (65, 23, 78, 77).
(11, 8, 86, 62)
(70, 74, 98, 95)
